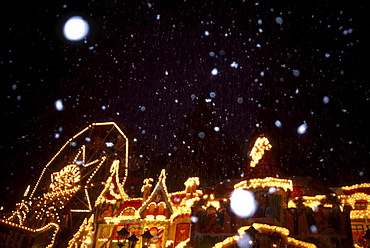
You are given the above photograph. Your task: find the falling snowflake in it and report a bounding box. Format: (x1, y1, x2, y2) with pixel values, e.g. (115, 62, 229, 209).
(297, 123, 308, 134)
(211, 68, 218, 75)
(55, 99, 64, 111)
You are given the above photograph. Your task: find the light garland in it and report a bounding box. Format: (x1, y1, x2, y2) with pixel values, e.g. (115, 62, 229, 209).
(342, 183, 370, 191)
(67, 214, 95, 248)
(6, 122, 369, 248)
(95, 159, 128, 207)
(235, 177, 293, 192)
(238, 224, 290, 237)
(286, 237, 317, 248)
(235, 225, 316, 248)
(174, 238, 190, 248)
(249, 136, 272, 167)
(138, 169, 175, 216)
(212, 236, 238, 248)
(0, 220, 60, 248)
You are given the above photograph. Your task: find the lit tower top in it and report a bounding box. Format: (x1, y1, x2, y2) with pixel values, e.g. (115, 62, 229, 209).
(244, 135, 283, 180)
(249, 136, 272, 167)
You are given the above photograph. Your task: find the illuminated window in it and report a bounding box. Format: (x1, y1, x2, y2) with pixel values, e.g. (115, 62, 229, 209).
(121, 207, 135, 216)
(355, 202, 367, 210)
(352, 224, 364, 234)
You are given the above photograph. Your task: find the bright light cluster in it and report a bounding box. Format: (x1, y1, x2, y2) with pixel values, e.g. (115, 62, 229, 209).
(249, 136, 272, 167)
(5, 122, 365, 248)
(342, 183, 370, 191)
(235, 177, 293, 192)
(213, 224, 318, 248)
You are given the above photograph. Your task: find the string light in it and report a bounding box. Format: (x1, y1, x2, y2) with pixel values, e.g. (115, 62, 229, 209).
(249, 136, 272, 167)
(5, 122, 367, 248)
(235, 177, 293, 192)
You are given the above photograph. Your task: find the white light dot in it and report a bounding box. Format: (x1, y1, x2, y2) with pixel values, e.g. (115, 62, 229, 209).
(105, 142, 114, 147)
(275, 17, 283, 24)
(297, 123, 308, 134)
(268, 187, 277, 194)
(275, 120, 282, 127)
(230, 189, 257, 218)
(310, 225, 318, 233)
(190, 216, 199, 223)
(55, 99, 64, 111)
(204, 30, 210, 36)
(230, 61, 239, 68)
(63, 16, 89, 41)
(198, 132, 205, 138)
(237, 234, 253, 248)
(214, 126, 220, 132)
(211, 68, 218, 75)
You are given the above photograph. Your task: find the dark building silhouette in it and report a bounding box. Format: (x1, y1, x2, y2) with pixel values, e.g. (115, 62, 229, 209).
(165, 90, 245, 191)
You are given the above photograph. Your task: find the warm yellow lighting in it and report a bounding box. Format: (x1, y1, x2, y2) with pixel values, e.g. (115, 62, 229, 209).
(95, 160, 128, 207)
(342, 183, 370, 191)
(175, 238, 190, 248)
(235, 177, 293, 191)
(23, 185, 30, 197)
(286, 237, 317, 248)
(249, 136, 272, 167)
(238, 223, 290, 237)
(50, 164, 81, 191)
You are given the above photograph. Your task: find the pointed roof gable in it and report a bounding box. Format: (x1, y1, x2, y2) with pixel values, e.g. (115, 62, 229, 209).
(138, 169, 174, 216)
(95, 160, 128, 206)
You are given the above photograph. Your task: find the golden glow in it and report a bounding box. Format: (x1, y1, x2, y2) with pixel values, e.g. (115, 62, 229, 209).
(174, 238, 190, 248)
(138, 169, 174, 217)
(212, 236, 238, 248)
(342, 183, 370, 191)
(95, 160, 127, 207)
(238, 224, 290, 237)
(0, 220, 60, 248)
(235, 177, 293, 192)
(7, 122, 370, 248)
(67, 214, 95, 248)
(30, 122, 129, 199)
(23, 185, 30, 197)
(142, 178, 154, 192)
(249, 136, 272, 167)
(286, 237, 317, 248)
(233, 225, 316, 248)
(50, 164, 81, 191)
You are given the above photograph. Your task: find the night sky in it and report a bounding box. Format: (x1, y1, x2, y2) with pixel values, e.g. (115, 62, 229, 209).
(0, 0, 369, 210)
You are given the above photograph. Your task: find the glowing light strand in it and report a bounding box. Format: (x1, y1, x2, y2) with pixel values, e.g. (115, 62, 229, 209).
(249, 136, 272, 167)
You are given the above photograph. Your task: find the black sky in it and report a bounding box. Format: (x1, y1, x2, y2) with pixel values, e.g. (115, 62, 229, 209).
(0, 0, 369, 210)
